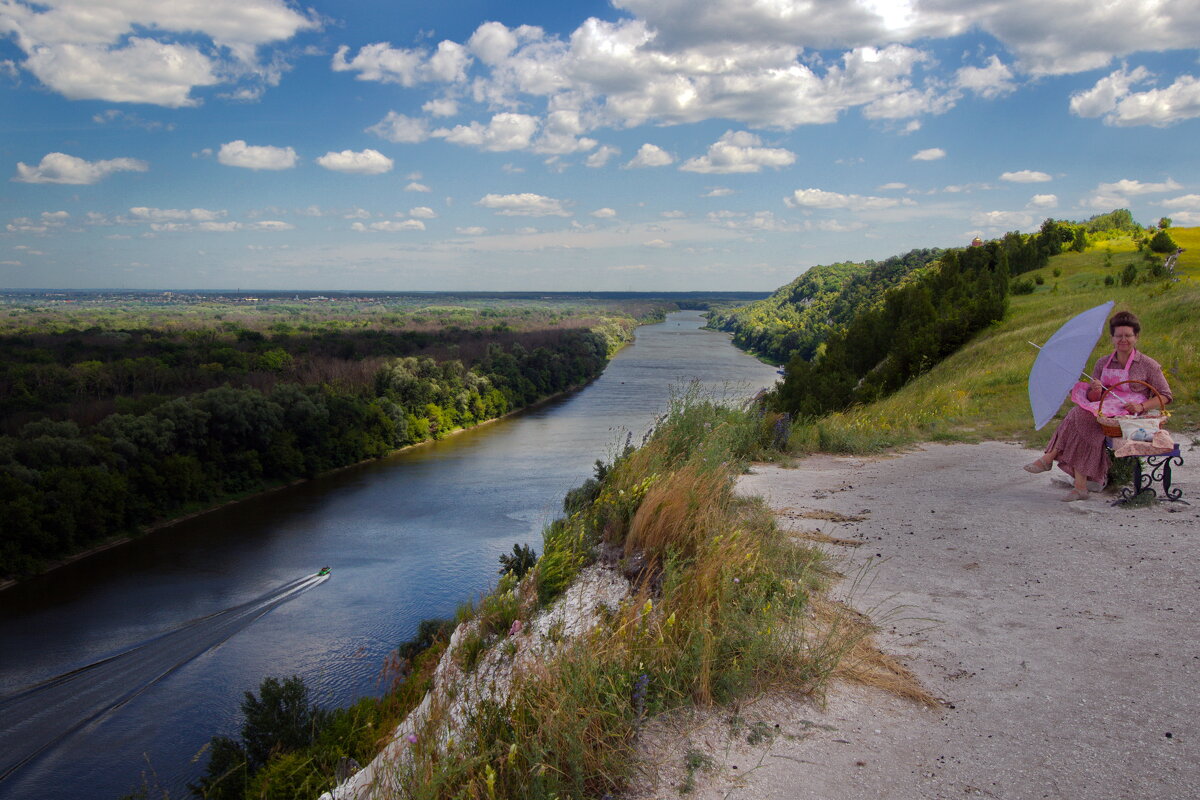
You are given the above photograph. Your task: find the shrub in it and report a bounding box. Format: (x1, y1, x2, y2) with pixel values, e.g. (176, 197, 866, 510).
(1011, 278, 1036, 295)
(1120, 263, 1138, 286)
(1148, 229, 1177, 253)
(498, 542, 537, 579)
(192, 676, 328, 799)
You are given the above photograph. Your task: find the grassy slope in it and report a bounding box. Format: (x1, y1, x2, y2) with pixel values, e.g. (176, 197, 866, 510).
(792, 229, 1199, 451)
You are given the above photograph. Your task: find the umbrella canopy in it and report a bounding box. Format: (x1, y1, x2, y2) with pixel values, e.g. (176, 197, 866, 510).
(1029, 300, 1114, 430)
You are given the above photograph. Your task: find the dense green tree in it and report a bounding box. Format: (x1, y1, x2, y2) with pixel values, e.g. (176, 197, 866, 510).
(1148, 229, 1178, 253)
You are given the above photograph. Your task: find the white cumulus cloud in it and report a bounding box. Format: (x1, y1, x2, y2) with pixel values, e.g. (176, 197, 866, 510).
(1000, 170, 1052, 183)
(13, 152, 148, 184)
(956, 55, 1016, 99)
(1159, 194, 1200, 209)
(315, 149, 394, 175)
(625, 143, 674, 168)
(611, 0, 1200, 77)
(1097, 178, 1182, 196)
(477, 193, 569, 216)
(1072, 68, 1200, 127)
(433, 113, 538, 152)
(679, 130, 795, 174)
(2, 0, 317, 106)
(423, 97, 459, 117)
(784, 187, 906, 211)
(408, 206, 437, 219)
(591, 207, 617, 218)
(218, 140, 297, 170)
(912, 147, 945, 161)
(1027, 194, 1058, 209)
(405, 181, 432, 192)
(533, 109, 597, 154)
(332, 40, 471, 86)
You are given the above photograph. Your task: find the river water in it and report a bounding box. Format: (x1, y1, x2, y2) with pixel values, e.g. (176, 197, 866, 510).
(0, 311, 779, 799)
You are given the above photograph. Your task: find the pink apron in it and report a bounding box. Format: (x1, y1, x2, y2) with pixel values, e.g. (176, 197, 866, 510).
(1069, 351, 1146, 417)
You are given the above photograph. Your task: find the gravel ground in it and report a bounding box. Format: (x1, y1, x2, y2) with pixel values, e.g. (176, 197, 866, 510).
(626, 440, 1200, 800)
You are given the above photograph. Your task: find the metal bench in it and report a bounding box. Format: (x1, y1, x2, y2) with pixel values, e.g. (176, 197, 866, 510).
(1110, 443, 1186, 506)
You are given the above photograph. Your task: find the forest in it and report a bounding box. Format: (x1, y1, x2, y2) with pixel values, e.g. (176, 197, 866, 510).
(0, 294, 688, 578)
(706, 247, 944, 363)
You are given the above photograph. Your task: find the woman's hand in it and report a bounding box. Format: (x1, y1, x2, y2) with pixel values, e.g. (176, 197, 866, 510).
(1086, 381, 1104, 402)
(1123, 400, 1145, 415)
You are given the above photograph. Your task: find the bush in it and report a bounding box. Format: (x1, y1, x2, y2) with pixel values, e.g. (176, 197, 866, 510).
(1011, 278, 1036, 295)
(498, 542, 538, 579)
(192, 675, 328, 799)
(1148, 229, 1177, 253)
(1120, 263, 1138, 286)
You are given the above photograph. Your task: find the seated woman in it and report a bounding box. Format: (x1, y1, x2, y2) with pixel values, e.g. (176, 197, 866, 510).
(1024, 310, 1173, 501)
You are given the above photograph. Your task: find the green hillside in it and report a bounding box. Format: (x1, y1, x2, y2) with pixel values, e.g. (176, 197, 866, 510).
(786, 228, 1199, 453)
(707, 248, 943, 363)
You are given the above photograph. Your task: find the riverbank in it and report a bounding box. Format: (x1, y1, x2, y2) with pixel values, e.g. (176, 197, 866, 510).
(625, 439, 1200, 798)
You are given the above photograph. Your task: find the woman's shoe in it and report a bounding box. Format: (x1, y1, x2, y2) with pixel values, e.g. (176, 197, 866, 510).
(1024, 459, 1051, 473)
(1059, 488, 1089, 502)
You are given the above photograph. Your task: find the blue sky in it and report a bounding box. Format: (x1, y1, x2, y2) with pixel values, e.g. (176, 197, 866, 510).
(1, 0, 1198, 291)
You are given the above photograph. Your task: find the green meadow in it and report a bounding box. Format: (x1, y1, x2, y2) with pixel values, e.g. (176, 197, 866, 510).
(789, 228, 1199, 453)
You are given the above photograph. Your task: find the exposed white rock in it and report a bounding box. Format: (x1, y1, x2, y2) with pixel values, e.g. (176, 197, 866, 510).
(322, 564, 630, 799)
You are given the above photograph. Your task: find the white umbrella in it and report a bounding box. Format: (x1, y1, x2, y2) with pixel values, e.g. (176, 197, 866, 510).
(1028, 300, 1114, 430)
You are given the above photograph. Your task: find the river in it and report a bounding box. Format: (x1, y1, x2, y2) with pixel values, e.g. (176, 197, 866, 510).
(0, 311, 779, 799)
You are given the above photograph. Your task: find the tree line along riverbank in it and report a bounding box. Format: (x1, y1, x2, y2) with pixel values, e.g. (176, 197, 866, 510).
(0, 298, 669, 580)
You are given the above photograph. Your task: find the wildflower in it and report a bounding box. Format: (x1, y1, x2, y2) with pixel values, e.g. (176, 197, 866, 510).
(733, 577, 740, 583)
(632, 672, 650, 719)
(509, 619, 523, 637)
(405, 733, 418, 745)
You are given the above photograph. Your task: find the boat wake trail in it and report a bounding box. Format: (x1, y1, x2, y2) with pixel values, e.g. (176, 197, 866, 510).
(0, 572, 329, 784)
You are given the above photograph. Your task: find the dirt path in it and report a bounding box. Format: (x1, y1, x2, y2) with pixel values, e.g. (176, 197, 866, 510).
(627, 440, 1199, 800)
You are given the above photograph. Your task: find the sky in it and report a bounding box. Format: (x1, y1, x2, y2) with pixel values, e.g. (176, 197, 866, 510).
(1, 1, 1198, 292)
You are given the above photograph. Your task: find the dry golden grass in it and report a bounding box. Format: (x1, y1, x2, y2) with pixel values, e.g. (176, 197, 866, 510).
(811, 598, 940, 707)
(778, 507, 868, 523)
(787, 529, 864, 547)
(623, 462, 730, 562)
